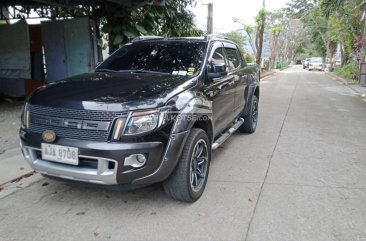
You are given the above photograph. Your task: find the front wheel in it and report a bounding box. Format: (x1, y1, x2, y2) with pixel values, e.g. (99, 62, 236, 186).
(240, 95, 259, 134)
(163, 128, 211, 202)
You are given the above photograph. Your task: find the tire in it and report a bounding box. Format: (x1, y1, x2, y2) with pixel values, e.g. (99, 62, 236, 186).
(240, 95, 259, 134)
(163, 128, 211, 202)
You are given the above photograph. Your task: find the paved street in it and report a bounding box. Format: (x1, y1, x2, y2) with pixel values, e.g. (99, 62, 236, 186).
(0, 65, 365, 241)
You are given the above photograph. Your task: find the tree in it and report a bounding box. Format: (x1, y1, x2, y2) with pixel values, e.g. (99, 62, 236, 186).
(255, 8, 267, 65)
(222, 31, 255, 63)
(269, 26, 283, 67)
(13, 1, 203, 53)
(233, 3, 267, 66)
(285, 0, 318, 17)
(320, 0, 365, 63)
(98, 0, 203, 52)
(222, 31, 246, 55)
(233, 17, 257, 56)
(320, 0, 345, 18)
(266, 7, 306, 67)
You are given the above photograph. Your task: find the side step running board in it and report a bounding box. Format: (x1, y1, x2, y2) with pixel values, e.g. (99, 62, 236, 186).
(212, 118, 244, 150)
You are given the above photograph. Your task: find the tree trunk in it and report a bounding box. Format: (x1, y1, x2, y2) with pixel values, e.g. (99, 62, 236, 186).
(270, 35, 278, 68)
(362, 18, 366, 62)
(326, 41, 336, 68)
(340, 40, 350, 66)
(255, 13, 265, 66)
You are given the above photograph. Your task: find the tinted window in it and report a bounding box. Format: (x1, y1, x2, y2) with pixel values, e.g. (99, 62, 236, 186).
(97, 41, 207, 75)
(225, 48, 240, 70)
(211, 47, 226, 66)
(208, 47, 226, 73)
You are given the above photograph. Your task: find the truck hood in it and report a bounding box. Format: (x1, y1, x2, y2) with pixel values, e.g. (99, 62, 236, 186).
(29, 72, 197, 111)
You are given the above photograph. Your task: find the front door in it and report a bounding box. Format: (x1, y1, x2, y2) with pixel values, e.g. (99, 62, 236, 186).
(204, 44, 236, 136)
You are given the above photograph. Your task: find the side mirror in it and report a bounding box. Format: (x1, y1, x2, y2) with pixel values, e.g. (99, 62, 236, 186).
(207, 63, 227, 79)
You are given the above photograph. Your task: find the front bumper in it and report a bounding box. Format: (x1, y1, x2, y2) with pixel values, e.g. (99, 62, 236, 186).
(20, 130, 188, 185)
(309, 65, 323, 70)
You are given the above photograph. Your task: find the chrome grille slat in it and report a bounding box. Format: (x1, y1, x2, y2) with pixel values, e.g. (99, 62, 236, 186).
(28, 104, 127, 121)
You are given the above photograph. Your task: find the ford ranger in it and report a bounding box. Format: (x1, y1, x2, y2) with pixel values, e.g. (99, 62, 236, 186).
(20, 35, 260, 202)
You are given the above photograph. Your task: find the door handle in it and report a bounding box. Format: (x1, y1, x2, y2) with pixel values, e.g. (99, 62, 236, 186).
(228, 80, 235, 86)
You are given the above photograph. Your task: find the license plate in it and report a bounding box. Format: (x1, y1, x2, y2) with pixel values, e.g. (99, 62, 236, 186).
(41, 143, 79, 165)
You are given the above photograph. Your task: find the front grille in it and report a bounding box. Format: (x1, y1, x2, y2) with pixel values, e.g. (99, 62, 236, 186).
(30, 124, 110, 141)
(28, 104, 128, 142)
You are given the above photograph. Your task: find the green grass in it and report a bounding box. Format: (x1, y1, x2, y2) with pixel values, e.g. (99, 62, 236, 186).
(333, 63, 359, 84)
(275, 61, 289, 69)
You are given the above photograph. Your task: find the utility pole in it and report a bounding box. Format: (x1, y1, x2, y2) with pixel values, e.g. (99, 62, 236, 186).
(207, 3, 213, 34)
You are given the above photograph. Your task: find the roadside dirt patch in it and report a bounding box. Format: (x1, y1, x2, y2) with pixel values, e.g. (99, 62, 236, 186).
(0, 100, 24, 151)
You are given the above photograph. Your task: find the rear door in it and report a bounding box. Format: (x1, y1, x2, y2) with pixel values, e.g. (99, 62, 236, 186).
(224, 44, 248, 118)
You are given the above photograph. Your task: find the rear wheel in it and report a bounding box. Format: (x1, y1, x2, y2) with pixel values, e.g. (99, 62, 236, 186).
(163, 128, 211, 202)
(240, 95, 258, 134)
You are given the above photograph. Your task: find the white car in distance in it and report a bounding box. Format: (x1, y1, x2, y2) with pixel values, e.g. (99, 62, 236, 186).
(308, 57, 324, 71)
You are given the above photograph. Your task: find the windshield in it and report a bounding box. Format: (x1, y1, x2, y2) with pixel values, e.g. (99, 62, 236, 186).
(310, 58, 322, 63)
(96, 41, 207, 76)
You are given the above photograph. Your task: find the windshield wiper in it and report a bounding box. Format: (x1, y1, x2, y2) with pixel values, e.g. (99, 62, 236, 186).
(96, 69, 169, 75)
(95, 68, 118, 73)
(129, 70, 170, 75)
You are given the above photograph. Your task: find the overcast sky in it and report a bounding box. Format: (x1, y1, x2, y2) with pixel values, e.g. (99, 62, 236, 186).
(191, 0, 292, 33)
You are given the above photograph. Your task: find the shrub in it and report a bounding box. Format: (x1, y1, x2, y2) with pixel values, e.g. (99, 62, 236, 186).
(275, 61, 289, 69)
(244, 53, 255, 64)
(333, 63, 359, 83)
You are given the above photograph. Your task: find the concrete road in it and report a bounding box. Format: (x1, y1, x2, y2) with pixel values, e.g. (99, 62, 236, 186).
(1, 65, 366, 241)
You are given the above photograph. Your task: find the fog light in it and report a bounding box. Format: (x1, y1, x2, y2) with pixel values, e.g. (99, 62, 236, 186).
(124, 154, 147, 168)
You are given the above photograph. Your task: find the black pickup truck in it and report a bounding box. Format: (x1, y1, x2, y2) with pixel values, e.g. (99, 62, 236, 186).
(20, 35, 260, 202)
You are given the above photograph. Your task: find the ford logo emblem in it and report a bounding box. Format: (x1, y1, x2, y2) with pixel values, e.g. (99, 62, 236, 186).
(42, 130, 56, 143)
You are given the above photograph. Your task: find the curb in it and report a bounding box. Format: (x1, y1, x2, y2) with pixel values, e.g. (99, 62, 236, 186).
(261, 66, 292, 80)
(261, 71, 275, 79)
(326, 72, 366, 97)
(0, 172, 44, 199)
(326, 71, 352, 85)
(261, 70, 277, 80)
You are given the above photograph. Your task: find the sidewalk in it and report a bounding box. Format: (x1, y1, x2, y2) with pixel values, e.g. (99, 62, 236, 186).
(262, 65, 292, 80)
(0, 147, 33, 185)
(0, 101, 41, 191)
(326, 72, 366, 98)
(261, 69, 281, 79)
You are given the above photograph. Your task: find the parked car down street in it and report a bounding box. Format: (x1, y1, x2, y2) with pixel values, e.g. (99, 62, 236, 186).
(303, 58, 310, 69)
(308, 57, 324, 71)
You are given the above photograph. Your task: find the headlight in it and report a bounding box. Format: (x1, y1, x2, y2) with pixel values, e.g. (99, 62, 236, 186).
(113, 108, 171, 138)
(20, 103, 30, 129)
(124, 109, 167, 135)
(125, 113, 159, 135)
